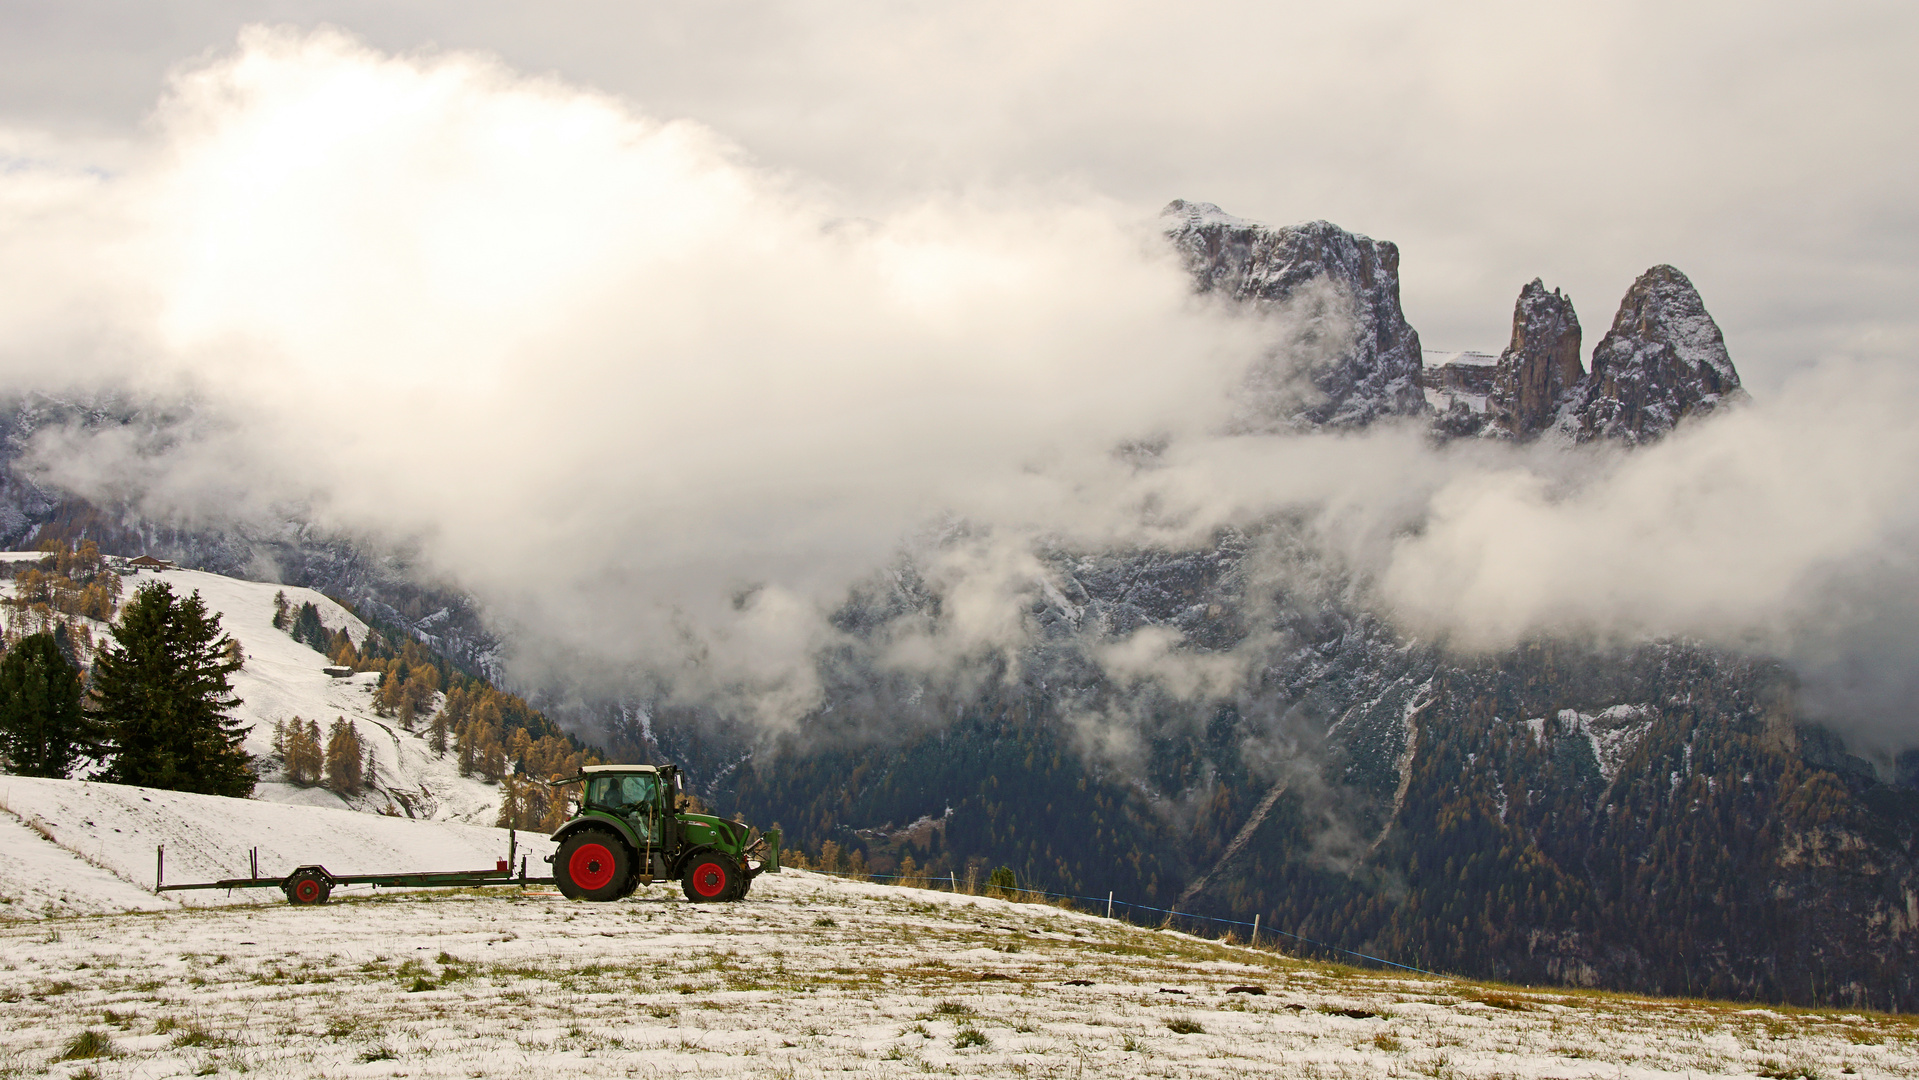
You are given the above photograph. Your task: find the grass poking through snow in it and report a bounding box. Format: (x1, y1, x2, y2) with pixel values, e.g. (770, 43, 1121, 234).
(0, 869, 1912, 1078)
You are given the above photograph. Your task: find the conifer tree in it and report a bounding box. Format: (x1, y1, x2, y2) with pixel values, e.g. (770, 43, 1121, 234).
(0, 632, 97, 777)
(324, 718, 364, 795)
(507, 727, 534, 773)
(284, 718, 324, 785)
(290, 602, 327, 652)
(94, 583, 253, 797)
(495, 778, 524, 830)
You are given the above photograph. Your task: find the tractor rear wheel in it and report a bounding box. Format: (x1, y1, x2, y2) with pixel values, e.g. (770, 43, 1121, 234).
(284, 869, 332, 906)
(556, 831, 633, 902)
(681, 853, 741, 902)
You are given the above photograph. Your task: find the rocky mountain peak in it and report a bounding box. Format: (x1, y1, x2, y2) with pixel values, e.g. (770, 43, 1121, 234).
(1489, 279, 1584, 438)
(1558, 264, 1745, 444)
(1162, 200, 1427, 431)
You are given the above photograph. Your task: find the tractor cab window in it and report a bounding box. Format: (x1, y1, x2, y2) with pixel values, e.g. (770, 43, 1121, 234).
(585, 774, 659, 816)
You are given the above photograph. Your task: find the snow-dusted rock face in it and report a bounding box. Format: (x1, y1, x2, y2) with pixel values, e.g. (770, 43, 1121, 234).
(1489, 279, 1584, 438)
(1557, 264, 1746, 444)
(1423, 351, 1498, 438)
(1423, 350, 1498, 396)
(1162, 200, 1427, 430)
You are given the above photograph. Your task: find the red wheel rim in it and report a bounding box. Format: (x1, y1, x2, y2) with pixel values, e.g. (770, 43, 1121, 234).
(691, 861, 728, 898)
(569, 843, 617, 890)
(294, 878, 322, 903)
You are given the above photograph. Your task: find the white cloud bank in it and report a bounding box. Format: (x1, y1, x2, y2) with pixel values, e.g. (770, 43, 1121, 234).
(1, 29, 1915, 749)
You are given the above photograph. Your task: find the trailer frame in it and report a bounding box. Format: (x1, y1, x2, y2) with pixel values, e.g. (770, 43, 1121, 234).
(155, 830, 556, 905)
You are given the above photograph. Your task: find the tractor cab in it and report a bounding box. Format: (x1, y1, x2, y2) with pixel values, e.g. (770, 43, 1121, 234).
(579, 764, 677, 847)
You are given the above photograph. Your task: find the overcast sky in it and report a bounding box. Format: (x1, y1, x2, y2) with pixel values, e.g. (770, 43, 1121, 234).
(2, 0, 1914, 391)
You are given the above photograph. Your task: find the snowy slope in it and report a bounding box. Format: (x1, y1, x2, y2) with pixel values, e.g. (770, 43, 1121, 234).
(0, 810, 172, 918)
(0, 776, 1911, 1076)
(1, 869, 1911, 1078)
(1, 561, 512, 825)
(0, 775, 554, 912)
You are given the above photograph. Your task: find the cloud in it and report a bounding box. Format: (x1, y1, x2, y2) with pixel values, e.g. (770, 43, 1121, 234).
(1379, 360, 1919, 653)
(7, 2, 1915, 388)
(1, 27, 1261, 723)
(3, 27, 1917, 754)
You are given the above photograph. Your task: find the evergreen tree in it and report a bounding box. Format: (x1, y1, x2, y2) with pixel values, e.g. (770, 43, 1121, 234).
(0, 632, 97, 777)
(290, 602, 327, 652)
(94, 583, 254, 797)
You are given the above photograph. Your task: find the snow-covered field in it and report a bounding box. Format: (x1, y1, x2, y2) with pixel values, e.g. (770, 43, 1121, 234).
(0, 784, 1915, 1079)
(3, 872, 1916, 1079)
(0, 776, 554, 919)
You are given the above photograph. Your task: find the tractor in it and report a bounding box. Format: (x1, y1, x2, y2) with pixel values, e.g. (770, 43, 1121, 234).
(547, 763, 780, 902)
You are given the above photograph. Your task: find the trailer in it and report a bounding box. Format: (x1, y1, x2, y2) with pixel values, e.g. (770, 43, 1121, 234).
(154, 830, 555, 905)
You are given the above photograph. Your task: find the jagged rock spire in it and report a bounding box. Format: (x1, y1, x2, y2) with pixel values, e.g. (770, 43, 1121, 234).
(1489, 280, 1583, 438)
(1558, 265, 1745, 444)
(1162, 200, 1427, 431)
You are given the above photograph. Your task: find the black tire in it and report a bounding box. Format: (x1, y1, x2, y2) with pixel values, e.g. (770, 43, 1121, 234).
(613, 866, 644, 900)
(556, 830, 633, 902)
(284, 869, 332, 906)
(681, 853, 741, 903)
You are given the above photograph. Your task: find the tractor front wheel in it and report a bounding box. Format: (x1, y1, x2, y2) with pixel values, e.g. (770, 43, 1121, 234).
(681, 854, 741, 902)
(556, 831, 633, 902)
(284, 869, 332, 906)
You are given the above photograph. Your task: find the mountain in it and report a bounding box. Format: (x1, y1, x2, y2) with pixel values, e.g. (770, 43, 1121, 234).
(1560, 264, 1748, 443)
(709, 205, 1919, 1011)
(1487, 279, 1583, 438)
(1162, 200, 1427, 430)
(0, 562, 514, 824)
(1442, 265, 1748, 442)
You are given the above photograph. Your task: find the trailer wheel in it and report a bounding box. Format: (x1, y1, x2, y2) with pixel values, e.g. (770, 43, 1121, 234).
(681, 854, 740, 903)
(285, 870, 332, 906)
(556, 830, 632, 902)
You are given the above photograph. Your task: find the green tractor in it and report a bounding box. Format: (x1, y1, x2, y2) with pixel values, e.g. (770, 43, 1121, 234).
(546, 763, 779, 902)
